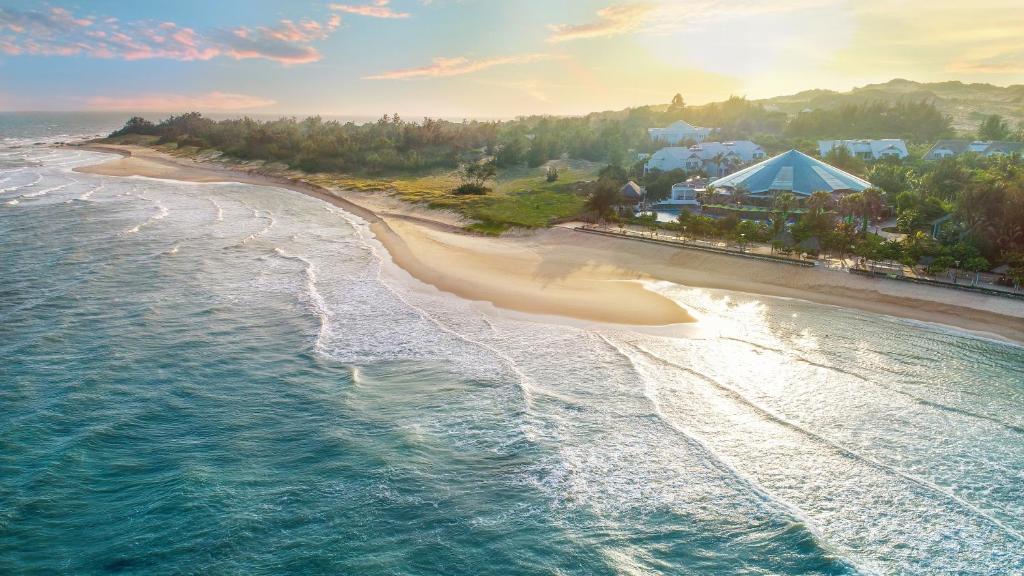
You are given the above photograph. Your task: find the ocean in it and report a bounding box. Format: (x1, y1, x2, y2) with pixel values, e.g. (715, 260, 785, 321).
(1, 113, 1023, 575)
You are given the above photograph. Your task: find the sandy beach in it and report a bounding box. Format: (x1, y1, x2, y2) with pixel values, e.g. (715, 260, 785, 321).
(74, 143, 1024, 341)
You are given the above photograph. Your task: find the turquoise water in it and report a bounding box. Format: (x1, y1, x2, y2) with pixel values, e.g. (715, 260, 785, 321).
(2, 116, 1024, 574)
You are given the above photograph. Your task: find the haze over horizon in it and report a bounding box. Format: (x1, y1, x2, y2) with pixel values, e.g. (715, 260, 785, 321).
(1, 0, 1023, 117)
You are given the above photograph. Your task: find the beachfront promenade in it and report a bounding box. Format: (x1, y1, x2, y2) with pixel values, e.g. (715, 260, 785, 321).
(574, 223, 1024, 300)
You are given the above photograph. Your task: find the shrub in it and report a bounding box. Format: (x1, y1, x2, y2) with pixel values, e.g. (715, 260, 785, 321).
(453, 183, 488, 195)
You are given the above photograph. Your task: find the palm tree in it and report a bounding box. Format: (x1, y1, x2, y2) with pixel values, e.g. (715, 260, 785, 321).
(861, 187, 884, 235)
(773, 191, 797, 222)
(732, 185, 749, 208)
(806, 190, 832, 218)
(841, 192, 863, 227)
(712, 152, 726, 176)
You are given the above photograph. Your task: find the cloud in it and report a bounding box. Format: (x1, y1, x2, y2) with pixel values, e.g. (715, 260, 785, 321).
(365, 53, 555, 79)
(547, 3, 655, 43)
(85, 91, 276, 111)
(0, 6, 339, 64)
(547, 1, 834, 43)
(217, 17, 341, 64)
(329, 0, 410, 19)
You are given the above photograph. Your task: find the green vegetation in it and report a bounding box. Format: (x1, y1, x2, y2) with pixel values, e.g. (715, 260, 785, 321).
(786, 101, 953, 143)
(104, 83, 1023, 260)
(978, 114, 1012, 141)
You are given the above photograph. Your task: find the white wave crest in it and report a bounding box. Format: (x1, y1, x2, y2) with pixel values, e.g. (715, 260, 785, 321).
(239, 209, 275, 245)
(0, 173, 43, 194)
(210, 198, 224, 222)
(123, 196, 169, 235)
(272, 247, 330, 351)
(79, 184, 102, 200)
(22, 182, 71, 199)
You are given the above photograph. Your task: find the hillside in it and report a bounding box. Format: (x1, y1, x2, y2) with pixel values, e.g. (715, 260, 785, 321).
(755, 79, 1024, 134)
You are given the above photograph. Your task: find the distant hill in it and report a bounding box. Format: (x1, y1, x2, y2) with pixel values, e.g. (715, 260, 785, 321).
(754, 79, 1024, 134)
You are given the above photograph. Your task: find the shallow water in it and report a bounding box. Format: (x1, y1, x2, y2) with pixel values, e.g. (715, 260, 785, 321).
(1, 118, 1023, 574)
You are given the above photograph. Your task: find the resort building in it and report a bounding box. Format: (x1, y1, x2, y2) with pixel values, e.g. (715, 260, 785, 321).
(924, 140, 1024, 160)
(645, 141, 766, 177)
(662, 178, 706, 208)
(709, 149, 872, 199)
(818, 139, 909, 160)
(647, 120, 713, 145)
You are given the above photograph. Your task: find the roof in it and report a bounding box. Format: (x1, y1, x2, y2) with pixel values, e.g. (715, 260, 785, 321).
(818, 139, 908, 157)
(925, 140, 1024, 159)
(648, 141, 764, 163)
(647, 120, 711, 137)
(667, 120, 697, 131)
(620, 181, 643, 200)
(709, 149, 873, 196)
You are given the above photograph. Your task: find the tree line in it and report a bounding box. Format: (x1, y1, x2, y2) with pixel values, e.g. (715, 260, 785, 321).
(108, 96, 962, 176)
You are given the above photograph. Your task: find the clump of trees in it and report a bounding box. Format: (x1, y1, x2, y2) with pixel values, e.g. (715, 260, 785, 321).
(454, 160, 496, 195)
(110, 112, 499, 174)
(785, 101, 954, 143)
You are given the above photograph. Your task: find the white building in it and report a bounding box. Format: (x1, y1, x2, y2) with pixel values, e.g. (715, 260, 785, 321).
(818, 139, 909, 160)
(664, 178, 706, 207)
(924, 140, 1024, 160)
(647, 120, 713, 145)
(645, 141, 766, 177)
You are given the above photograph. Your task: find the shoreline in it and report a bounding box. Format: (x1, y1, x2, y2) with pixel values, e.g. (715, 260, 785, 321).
(71, 143, 1024, 341)
(73, 144, 694, 326)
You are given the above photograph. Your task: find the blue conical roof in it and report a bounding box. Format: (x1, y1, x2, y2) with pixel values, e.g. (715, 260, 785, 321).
(710, 150, 872, 196)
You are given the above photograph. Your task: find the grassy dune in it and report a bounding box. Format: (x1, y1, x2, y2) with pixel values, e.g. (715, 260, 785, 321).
(101, 135, 599, 235)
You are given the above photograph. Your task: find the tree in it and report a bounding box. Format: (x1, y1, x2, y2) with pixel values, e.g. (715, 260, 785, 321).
(455, 160, 496, 194)
(773, 192, 797, 222)
(598, 164, 629, 186)
(584, 178, 623, 223)
(842, 192, 863, 227)
(860, 188, 884, 235)
(823, 145, 865, 176)
(110, 116, 157, 137)
(978, 114, 1010, 141)
(868, 162, 913, 197)
(806, 190, 832, 217)
(665, 93, 686, 120)
(769, 191, 798, 237)
(732, 185, 749, 207)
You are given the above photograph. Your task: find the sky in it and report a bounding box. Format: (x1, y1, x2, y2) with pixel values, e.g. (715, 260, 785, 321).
(1, 0, 1022, 118)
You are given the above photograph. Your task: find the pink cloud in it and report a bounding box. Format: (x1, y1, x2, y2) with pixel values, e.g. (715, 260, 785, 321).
(86, 91, 277, 111)
(329, 0, 410, 19)
(365, 53, 556, 79)
(220, 17, 341, 64)
(0, 6, 340, 65)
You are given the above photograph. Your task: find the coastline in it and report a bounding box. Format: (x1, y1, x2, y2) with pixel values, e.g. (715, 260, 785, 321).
(73, 144, 694, 326)
(72, 143, 1024, 341)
